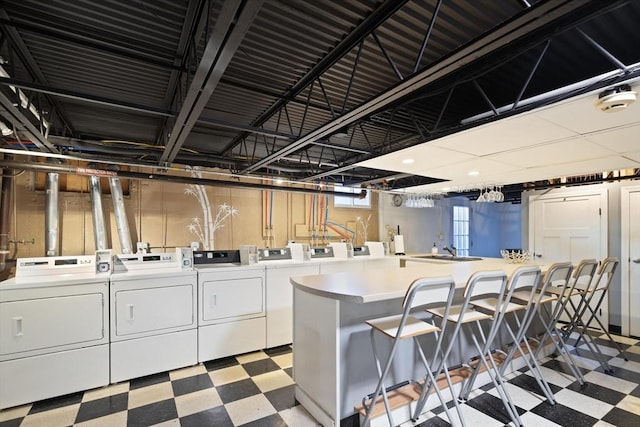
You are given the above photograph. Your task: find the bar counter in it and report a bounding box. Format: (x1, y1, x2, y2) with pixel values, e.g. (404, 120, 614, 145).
(290, 257, 551, 426)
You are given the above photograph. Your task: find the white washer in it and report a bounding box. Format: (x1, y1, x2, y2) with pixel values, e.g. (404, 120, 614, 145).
(109, 248, 197, 383)
(193, 250, 266, 362)
(0, 251, 112, 410)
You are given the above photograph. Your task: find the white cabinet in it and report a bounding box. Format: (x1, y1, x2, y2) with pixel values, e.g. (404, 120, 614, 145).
(265, 263, 319, 348)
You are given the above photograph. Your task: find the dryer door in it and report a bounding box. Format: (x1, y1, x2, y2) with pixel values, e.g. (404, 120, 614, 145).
(0, 293, 105, 357)
(113, 284, 195, 337)
(202, 277, 264, 322)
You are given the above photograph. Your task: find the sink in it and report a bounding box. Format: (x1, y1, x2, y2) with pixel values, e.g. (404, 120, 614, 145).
(411, 255, 483, 261)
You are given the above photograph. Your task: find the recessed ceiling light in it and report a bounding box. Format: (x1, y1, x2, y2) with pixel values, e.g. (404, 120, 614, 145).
(468, 170, 480, 176)
(402, 158, 415, 164)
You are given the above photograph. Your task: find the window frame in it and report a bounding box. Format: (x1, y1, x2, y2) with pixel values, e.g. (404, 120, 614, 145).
(452, 205, 470, 256)
(333, 185, 371, 208)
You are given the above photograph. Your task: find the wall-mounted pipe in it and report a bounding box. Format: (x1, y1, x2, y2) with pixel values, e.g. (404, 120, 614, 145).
(89, 175, 108, 251)
(45, 173, 60, 256)
(109, 177, 132, 253)
(0, 155, 14, 271)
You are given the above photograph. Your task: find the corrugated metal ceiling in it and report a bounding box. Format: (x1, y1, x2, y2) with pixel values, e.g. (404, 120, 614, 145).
(1, 0, 639, 194)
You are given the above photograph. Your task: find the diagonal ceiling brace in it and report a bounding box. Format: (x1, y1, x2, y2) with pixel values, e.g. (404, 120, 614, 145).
(159, 0, 265, 165)
(0, 91, 58, 153)
(220, 0, 411, 156)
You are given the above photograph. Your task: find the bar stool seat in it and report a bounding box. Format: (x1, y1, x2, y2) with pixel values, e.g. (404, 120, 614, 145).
(367, 314, 440, 339)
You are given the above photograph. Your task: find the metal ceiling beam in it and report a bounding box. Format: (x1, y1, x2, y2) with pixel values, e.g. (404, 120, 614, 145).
(0, 16, 182, 72)
(220, 0, 411, 156)
(0, 77, 295, 140)
(155, 0, 209, 146)
(0, 9, 74, 136)
(159, 0, 265, 165)
(0, 91, 57, 153)
(241, 0, 610, 175)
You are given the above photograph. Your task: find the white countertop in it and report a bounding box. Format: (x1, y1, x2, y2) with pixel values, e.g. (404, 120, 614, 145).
(290, 257, 551, 303)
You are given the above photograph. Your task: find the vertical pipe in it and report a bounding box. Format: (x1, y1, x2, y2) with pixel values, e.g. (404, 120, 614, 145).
(0, 157, 13, 270)
(45, 173, 60, 256)
(109, 177, 132, 253)
(89, 175, 108, 250)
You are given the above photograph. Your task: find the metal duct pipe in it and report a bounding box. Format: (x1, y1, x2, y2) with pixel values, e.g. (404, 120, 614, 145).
(109, 177, 132, 253)
(0, 156, 13, 271)
(89, 175, 108, 250)
(45, 173, 60, 256)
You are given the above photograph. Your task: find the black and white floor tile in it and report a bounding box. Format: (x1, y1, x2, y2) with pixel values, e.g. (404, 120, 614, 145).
(1, 332, 639, 427)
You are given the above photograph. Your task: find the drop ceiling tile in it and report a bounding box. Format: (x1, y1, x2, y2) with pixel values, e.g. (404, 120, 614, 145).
(535, 86, 640, 134)
(583, 123, 640, 153)
(357, 145, 475, 173)
(489, 137, 613, 168)
(430, 114, 577, 156)
(624, 151, 640, 163)
(417, 157, 520, 181)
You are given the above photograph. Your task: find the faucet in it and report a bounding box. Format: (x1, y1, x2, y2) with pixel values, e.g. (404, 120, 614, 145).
(443, 245, 457, 257)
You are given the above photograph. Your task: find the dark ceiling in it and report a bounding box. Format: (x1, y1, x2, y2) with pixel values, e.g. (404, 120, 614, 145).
(1, 0, 639, 195)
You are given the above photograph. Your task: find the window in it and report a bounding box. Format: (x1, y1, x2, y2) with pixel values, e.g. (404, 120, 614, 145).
(334, 185, 371, 208)
(452, 206, 470, 256)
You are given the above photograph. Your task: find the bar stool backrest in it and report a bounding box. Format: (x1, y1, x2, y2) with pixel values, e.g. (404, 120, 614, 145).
(541, 262, 574, 318)
(460, 271, 509, 342)
(401, 276, 458, 343)
(404, 275, 456, 310)
(572, 259, 599, 291)
(506, 266, 542, 306)
(594, 257, 619, 291)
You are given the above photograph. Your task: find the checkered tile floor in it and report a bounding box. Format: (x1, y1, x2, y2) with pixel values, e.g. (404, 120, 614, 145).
(1, 332, 639, 427)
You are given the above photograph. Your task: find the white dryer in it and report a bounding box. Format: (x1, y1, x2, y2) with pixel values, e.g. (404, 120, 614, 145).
(193, 250, 266, 362)
(109, 248, 197, 382)
(0, 251, 112, 409)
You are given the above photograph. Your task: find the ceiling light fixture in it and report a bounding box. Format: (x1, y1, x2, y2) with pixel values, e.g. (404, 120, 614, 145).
(594, 84, 637, 113)
(468, 170, 480, 176)
(402, 158, 415, 164)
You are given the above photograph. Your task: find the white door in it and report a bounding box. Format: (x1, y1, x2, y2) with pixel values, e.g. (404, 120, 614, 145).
(622, 186, 640, 337)
(529, 188, 607, 326)
(531, 192, 604, 263)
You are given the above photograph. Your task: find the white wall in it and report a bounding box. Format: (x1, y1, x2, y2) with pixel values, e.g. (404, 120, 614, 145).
(378, 194, 521, 257)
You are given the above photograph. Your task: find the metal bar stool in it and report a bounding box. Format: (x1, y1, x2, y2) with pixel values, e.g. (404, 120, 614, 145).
(423, 271, 524, 427)
(559, 259, 599, 337)
(531, 262, 586, 386)
(572, 257, 627, 366)
(361, 276, 464, 427)
(558, 259, 613, 372)
(472, 266, 556, 405)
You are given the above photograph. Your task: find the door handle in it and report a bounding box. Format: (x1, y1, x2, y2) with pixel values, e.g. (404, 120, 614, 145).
(633, 259, 640, 264)
(535, 253, 543, 258)
(210, 294, 217, 308)
(127, 304, 134, 321)
(13, 317, 23, 337)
